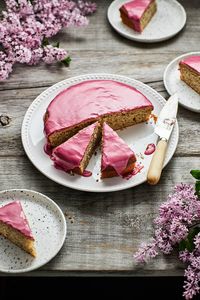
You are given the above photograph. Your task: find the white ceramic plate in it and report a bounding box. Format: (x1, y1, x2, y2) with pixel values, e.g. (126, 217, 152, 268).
(107, 0, 186, 43)
(0, 189, 66, 273)
(164, 52, 200, 113)
(22, 74, 179, 193)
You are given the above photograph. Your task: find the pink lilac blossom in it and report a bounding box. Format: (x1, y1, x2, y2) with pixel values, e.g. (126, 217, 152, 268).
(178, 234, 200, 299)
(134, 184, 200, 299)
(0, 0, 96, 80)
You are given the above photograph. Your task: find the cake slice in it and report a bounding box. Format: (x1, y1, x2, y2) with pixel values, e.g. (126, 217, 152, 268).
(51, 122, 101, 176)
(120, 0, 157, 33)
(101, 123, 136, 178)
(0, 201, 36, 257)
(179, 56, 200, 95)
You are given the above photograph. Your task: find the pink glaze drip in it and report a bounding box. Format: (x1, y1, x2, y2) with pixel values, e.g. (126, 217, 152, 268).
(51, 122, 97, 174)
(144, 143, 156, 155)
(180, 56, 200, 74)
(123, 163, 144, 180)
(101, 123, 136, 176)
(0, 201, 34, 240)
(44, 142, 52, 156)
(82, 170, 92, 177)
(44, 80, 153, 138)
(120, 0, 154, 31)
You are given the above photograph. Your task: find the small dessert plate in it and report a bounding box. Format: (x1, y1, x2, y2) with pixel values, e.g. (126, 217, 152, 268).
(107, 0, 186, 43)
(0, 189, 67, 273)
(164, 52, 200, 113)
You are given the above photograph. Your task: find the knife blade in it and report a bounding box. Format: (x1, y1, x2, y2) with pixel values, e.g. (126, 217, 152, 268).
(147, 94, 178, 185)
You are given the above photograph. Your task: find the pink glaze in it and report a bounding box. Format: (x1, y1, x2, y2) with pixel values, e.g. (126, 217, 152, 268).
(0, 201, 34, 240)
(180, 56, 200, 74)
(120, 0, 154, 32)
(101, 123, 136, 176)
(51, 122, 98, 174)
(82, 170, 92, 177)
(44, 80, 153, 138)
(144, 143, 156, 155)
(44, 142, 53, 156)
(123, 163, 144, 179)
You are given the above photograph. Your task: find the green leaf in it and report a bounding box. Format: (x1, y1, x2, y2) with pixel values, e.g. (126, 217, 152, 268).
(191, 170, 200, 180)
(179, 239, 187, 251)
(195, 181, 200, 197)
(53, 42, 60, 48)
(61, 56, 71, 67)
(42, 37, 49, 47)
(178, 227, 200, 252)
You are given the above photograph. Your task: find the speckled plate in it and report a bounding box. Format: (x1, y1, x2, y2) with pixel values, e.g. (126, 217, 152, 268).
(164, 52, 200, 113)
(21, 73, 179, 193)
(107, 0, 186, 43)
(0, 189, 66, 273)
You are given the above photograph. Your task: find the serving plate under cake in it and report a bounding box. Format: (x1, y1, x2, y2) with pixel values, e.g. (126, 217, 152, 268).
(22, 74, 179, 192)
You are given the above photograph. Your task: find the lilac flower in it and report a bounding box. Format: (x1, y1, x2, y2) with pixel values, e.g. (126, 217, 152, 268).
(76, 0, 97, 15)
(183, 266, 200, 300)
(134, 183, 200, 299)
(28, 47, 44, 65)
(134, 239, 158, 263)
(0, 0, 97, 80)
(43, 45, 68, 64)
(14, 45, 32, 63)
(0, 51, 13, 80)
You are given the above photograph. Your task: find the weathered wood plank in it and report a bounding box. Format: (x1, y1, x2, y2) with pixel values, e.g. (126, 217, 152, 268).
(0, 156, 198, 274)
(0, 52, 190, 90)
(0, 85, 199, 157)
(0, 0, 199, 90)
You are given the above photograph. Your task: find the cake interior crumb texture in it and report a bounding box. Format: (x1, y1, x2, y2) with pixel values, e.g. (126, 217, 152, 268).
(180, 64, 200, 95)
(101, 158, 136, 179)
(120, 1, 157, 32)
(0, 220, 36, 257)
(48, 107, 152, 148)
(140, 0, 157, 31)
(75, 122, 102, 175)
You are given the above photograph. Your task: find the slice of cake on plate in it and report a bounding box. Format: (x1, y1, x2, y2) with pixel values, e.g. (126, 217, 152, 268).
(101, 123, 136, 178)
(179, 55, 200, 95)
(119, 0, 157, 33)
(0, 201, 36, 257)
(51, 122, 101, 176)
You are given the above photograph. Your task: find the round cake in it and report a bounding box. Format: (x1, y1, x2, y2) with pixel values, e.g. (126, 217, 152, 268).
(44, 80, 153, 149)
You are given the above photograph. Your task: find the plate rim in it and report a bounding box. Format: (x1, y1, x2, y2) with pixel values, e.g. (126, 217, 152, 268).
(163, 51, 200, 113)
(107, 0, 187, 43)
(21, 73, 179, 193)
(0, 189, 67, 274)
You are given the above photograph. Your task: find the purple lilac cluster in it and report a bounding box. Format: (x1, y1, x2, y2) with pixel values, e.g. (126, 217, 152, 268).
(134, 184, 200, 299)
(0, 0, 97, 80)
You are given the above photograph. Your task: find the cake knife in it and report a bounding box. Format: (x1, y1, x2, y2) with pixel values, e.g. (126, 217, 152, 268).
(147, 94, 178, 185)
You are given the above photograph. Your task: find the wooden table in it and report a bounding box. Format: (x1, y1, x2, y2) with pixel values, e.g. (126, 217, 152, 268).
(0, 0, 199, 276)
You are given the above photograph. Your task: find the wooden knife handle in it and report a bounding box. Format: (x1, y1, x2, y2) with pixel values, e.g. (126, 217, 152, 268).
(147, 139, 168, 185)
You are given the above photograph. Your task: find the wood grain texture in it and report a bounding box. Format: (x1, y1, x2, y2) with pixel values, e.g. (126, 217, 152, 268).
(0, 157, 198, 274)
(0, 0, 200, 275)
